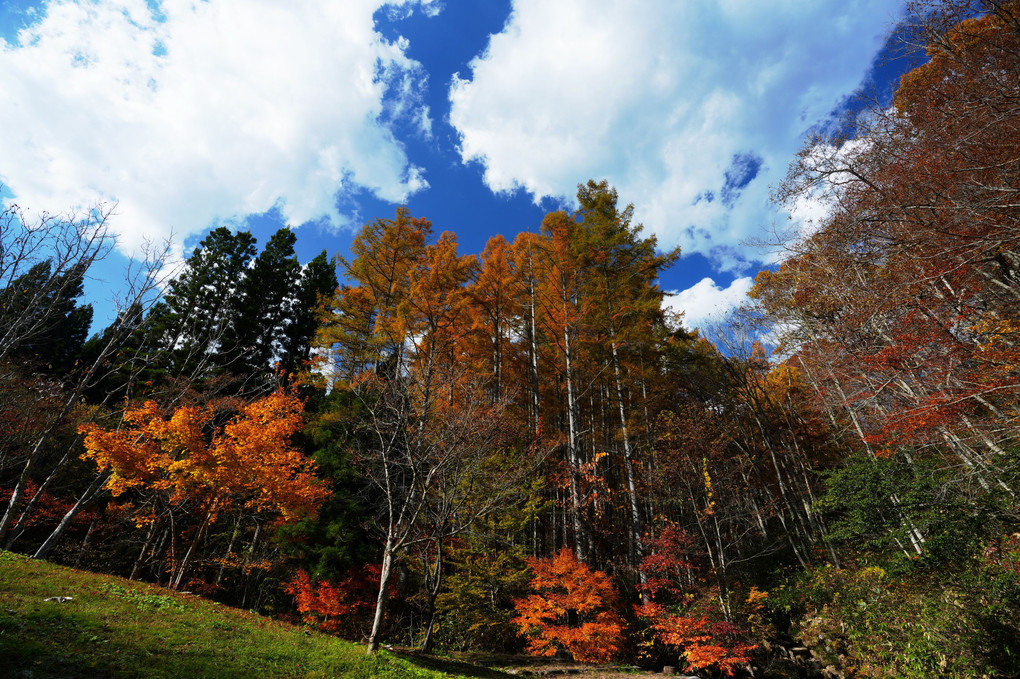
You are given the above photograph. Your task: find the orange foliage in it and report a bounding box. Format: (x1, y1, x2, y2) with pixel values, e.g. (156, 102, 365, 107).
(80, 390, 328, 523)
(512, 547, 625, 663)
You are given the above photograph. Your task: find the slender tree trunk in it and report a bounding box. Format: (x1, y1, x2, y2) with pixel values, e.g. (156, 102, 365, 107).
(131, 519, 161, 581)
(367, 538, 396, 653)
(527, 241, 541, 440)
(216, 516, 241, 587)
(562, 293, 585, 563)
(74, 518, 99, 569)
(4, 442, 77, 549)
(610, 337, 646, 583)
(33, 470, 111, 560)
(419, 536, 444, 654)
(172, 505, 216, 590)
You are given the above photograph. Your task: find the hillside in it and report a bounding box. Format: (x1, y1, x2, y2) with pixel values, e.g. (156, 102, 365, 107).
(0, 551, 505, 679)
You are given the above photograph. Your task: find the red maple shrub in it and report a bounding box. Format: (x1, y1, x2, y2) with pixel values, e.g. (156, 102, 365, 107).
(512, 547, 626, 663)
(637, 524, 758, 676)
(285, 564, 392, 637)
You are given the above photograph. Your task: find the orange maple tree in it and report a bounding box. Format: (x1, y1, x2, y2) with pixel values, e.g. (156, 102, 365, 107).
(639, 603, 756, 677)
(512, 547, 625, 663)
(80, 390, 328, 586)
(80, 390, 327, 521)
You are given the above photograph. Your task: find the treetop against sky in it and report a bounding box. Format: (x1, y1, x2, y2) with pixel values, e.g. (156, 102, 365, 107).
(0, 0, 909, 330)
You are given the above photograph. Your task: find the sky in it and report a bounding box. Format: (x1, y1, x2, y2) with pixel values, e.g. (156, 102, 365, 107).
(0, 0, 910, 332)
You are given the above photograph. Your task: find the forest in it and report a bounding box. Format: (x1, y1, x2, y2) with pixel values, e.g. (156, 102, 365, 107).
(1, 2, 1019, 677)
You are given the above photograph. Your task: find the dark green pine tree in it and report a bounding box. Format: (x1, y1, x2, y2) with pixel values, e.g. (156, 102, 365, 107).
(77, 301, 150, 404)
(218, 230, 337, 389)
(137, 227, 337, 395)
(220, 228, 303, 388)
(0, 259, 93, 377)
(279, 249, 338, 380)
(144, 227, 257, 387)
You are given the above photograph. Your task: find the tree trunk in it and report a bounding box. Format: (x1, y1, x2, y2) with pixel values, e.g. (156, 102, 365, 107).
(131, 519, 161, 580)
(562, 292, 585, 563)
(4, 441, 77, 549)
(419, 537, 444, 654)
(171, 505, 216, 590)
(611, 337, 645, 584)
(367, 539, 396, 653)
(33, 469, 111, 560)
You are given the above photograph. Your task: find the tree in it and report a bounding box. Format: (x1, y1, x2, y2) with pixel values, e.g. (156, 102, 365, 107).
(573, 180, 679, 577)
(635, 524, 758, 677)
(0, 203, 109, 369)
(465, 235, 521, 402)
(280, 250, 337, 380)
(144, 227, 257, 388)
(0, 203, 169, 548)
(316, 208, 536, 653)
(221, 228, 303, 384)
(78, 389, 328, 589)
(759, 0, 1020, 475)
(535, 210, 590, 562)
(138, 226, 333, 397)
(285, 564, 394, 637)
(512, 547, 626, 662)
(0, 260, 92, 375)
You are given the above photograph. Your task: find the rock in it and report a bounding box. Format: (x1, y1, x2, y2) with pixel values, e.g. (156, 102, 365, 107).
(662, 666, 675, 675)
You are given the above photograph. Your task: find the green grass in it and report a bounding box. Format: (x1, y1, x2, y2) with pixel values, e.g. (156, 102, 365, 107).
(0, 551, 510, 679)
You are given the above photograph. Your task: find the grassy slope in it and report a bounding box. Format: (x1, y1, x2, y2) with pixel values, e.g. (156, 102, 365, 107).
(0, 551, 507, 679)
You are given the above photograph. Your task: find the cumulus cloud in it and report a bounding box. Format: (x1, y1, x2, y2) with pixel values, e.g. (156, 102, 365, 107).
(665, 276, 754, 330)
(0, 0, 433, 255)
(449, 0, 902, 270)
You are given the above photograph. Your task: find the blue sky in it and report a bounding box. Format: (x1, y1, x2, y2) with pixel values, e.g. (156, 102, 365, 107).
(0, 0, 909, 331)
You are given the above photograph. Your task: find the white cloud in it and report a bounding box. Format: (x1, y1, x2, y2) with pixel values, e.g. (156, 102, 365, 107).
(665, 276, 754, 330)
(0, 0, 433, 256)
(764, 135, 878, 264)
(449, 0, 903, 270)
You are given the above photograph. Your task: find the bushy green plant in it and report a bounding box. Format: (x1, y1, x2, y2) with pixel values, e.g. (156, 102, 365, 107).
(772, 558, 1020, 678)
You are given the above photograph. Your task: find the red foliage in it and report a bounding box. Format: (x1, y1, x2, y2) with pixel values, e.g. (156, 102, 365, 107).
(512, 547, 625, 663)
(285, 564, 393, 637)
(637, 524, 758, 676)
(754, 1, 1020, 460)
(0, 480, 84, 531)
(638, 601, 755, 676)
(640, 524, 698, 600)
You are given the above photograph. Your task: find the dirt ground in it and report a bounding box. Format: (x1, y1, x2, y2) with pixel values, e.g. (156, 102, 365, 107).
(392, 649, 695, 678)
(500, 660, 688, 678)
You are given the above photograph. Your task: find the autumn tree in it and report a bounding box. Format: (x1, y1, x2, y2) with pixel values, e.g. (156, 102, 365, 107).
(465, 234, 521, 403)
(512, 547, 626, 662)
(636, 525, 759, 677)
(316, 208, 537, 653)
(573, 180, 679, 576)
(78, 390, 328, 589)
(0, 203, 169, 550)
(760, 0, 1020, 472)
(534, 210, 590, 562)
